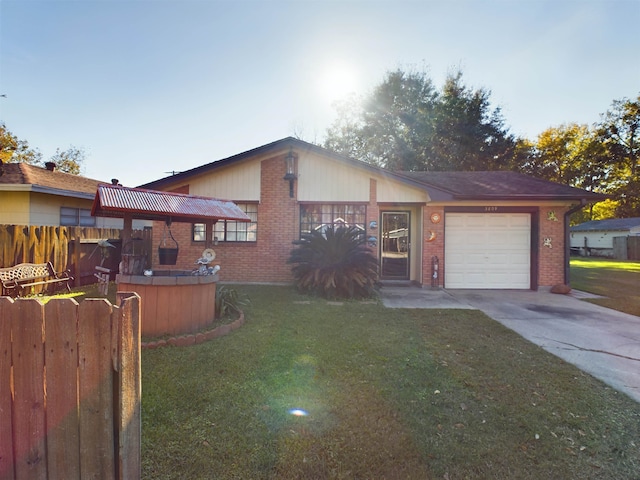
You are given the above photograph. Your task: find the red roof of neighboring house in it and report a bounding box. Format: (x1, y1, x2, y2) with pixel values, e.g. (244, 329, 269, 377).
(0, 161, 103, 198)
(91, 184, 251, 223)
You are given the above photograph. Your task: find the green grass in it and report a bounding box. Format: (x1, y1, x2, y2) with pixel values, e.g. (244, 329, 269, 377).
(141, 285, 640, 479)
(17, 281, 117, 304)
(570, 257, 640, 316)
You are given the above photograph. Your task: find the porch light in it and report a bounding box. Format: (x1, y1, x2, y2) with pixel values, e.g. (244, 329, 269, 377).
(283, 148, 297, 198)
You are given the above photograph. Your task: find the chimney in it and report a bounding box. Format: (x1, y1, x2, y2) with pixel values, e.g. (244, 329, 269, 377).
(111, 178, 120, 185)
(45, 162, 56, 171)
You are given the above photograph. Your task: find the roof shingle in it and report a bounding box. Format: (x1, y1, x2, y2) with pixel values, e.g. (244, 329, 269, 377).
(0, 161, 104, 196)
(402, 171, 606, 200)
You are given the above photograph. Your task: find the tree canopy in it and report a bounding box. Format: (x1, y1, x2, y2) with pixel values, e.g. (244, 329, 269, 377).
(0, 123, 42, 165)
(520, 95, 640, 218)
(323, 67, 639, 218)
(595, 95, 640, 217)
(0, 123, 85, 174)
(324, 68, 516, 172)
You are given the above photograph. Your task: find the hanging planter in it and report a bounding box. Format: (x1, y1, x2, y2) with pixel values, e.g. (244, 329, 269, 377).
(158, 219, 179, 265)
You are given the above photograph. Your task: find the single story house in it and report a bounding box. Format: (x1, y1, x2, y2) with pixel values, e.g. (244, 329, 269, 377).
(570, 217, 640, 257)
(139, 137, 605, 290)
(0, 161, 144, 229)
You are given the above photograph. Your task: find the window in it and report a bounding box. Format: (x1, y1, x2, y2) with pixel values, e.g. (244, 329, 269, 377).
(300, 204, 366, 237)
(192, 223, 206, 242)
(192, 203, 258, 243)
(60, 207, 96, 226)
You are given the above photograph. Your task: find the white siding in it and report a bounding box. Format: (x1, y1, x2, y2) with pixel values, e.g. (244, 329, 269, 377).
(297, 153, 370, 202)
(376, 177, 429, 203)
(570, 231, 627, 249)
(297, 152, 428, 203)
(188, 160, 261, 200)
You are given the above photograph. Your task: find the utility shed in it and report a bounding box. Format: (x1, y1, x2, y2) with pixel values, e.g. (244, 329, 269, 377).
(570, 217, 640, 257)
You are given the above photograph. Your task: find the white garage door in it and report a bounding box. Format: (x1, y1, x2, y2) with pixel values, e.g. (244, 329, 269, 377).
(445, 213, 531, 289)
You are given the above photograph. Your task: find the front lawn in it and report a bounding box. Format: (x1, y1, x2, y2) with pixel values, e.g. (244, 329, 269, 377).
(570, 257, 640, 316)
(141, 285, 640, 479)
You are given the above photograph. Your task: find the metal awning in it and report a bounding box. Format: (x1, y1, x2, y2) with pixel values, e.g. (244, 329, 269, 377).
(91, 184, 251, 223)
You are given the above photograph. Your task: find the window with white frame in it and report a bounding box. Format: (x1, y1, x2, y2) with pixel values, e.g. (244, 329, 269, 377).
(192, 203, 258, 243)
(60, 207, 96, 226)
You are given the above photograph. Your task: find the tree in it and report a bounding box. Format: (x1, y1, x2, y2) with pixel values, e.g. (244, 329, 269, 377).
(595, 95, 640, 217)
(49, 146, 85, 175)
(325, 69, 439, 170)
(430, 72, 516, 171)
(0, 123, 85, 174)
(324, 68, 516, 172)
(0, 123, 42, 164)
(522, 123, 608, 191)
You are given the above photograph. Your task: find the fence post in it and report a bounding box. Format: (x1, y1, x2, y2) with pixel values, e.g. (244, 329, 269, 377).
(44, 299, 81, 480)
(0, 297, 16, 480)
(78, 299, 116, 479)
(115, 293, 141, 480)
(12, 299, 47, 480)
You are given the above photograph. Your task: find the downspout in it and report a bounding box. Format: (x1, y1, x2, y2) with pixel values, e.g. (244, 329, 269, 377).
(564, 200, 587, 285)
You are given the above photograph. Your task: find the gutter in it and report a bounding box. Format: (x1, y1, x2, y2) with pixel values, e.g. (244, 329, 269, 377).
(0, 184, 95, 200)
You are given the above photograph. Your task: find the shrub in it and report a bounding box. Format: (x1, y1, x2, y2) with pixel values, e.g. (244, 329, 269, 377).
(287, 225, 379, 299)
(215, 285, 250, 318)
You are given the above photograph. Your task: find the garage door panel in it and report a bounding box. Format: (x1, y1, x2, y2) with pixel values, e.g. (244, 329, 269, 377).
(509, 215, 531, 227)
(486, 215, 511, 227)
(444, 213, 531, 289)
(489, 253, 512, 266)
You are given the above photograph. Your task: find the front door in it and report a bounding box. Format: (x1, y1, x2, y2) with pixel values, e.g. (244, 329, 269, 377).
(381, 211, 410, 279)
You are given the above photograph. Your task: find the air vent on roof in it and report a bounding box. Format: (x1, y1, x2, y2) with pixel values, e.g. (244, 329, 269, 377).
(45, 162, 56, 171)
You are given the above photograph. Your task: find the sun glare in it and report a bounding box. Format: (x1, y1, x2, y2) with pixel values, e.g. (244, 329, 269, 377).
(319, 66, 357, 102)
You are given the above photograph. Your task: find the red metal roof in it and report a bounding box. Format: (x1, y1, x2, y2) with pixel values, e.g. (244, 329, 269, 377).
(91, 184, 251, 223)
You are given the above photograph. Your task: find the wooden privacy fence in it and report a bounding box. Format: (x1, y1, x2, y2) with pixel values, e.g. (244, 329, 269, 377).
(0, 293, 141, 480)
(613, 236, 640, 261)
(0, 225, 152, 287)
(0, 225, 122, 272)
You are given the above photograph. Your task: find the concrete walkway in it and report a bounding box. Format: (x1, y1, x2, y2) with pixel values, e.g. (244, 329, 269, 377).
(380, 286, 640, 403)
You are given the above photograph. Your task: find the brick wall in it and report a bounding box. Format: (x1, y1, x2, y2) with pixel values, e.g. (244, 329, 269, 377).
(148, 167, 571, 288)
(538, 206, 569, 287)
(367, 178, 380, 259)
(150, 153, 299, 283)
(422, 207, 445, 287)
(418, 206, 569, 289)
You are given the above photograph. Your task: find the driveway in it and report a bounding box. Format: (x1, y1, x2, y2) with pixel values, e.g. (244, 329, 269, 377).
(381, 286, 640, 403)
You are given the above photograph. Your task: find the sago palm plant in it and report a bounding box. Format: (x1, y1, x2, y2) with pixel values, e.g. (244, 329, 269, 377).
(287, 225, 379, 299)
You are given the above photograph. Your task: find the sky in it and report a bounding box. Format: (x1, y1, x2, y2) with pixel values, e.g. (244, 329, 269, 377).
(0, 0, 638, 187)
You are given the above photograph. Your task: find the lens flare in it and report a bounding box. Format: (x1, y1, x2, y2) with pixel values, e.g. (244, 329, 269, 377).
(288, 408, 309, 417)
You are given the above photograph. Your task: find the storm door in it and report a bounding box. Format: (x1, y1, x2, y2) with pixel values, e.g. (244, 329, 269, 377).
(380, 211, 410, 279)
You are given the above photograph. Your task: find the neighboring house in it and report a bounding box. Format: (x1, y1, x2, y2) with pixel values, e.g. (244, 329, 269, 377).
(140, 137, 604, 290)
(570, 217, 640, 257)
(0, 161, 141, 228)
